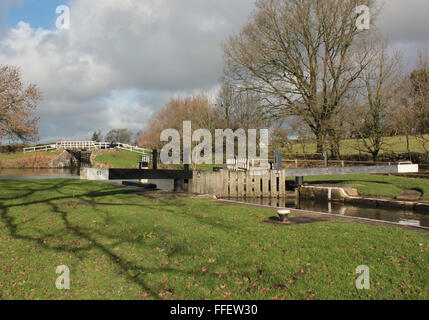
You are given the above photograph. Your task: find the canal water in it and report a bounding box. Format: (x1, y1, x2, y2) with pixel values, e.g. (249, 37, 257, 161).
(222, 197, 429, 229)
(0, 169, 427, 229)
(0, 168, 80, 180)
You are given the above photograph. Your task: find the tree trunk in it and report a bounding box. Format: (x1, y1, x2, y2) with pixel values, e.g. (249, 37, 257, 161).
(316, 135, 325, 154)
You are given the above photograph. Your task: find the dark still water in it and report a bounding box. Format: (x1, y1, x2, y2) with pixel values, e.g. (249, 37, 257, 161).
(0, 168, 80, 180)
(223, 197, 429, 229)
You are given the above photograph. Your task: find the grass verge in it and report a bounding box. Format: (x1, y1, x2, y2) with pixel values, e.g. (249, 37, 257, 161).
(0, 179, 427, 300)
(0, 152, 60, 169)
(289, 135, 429, 155)
(94, 150, 142, 168)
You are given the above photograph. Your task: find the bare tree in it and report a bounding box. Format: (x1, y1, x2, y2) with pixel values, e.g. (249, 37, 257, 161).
(105, 129, 133, 144)
(348, 38, 401, 161)
(0, 65, 42, 144)
(138, 92, 217, 149)
(215, 80, 268, 130)
(223, 0, 377, 153)
(410, 50, 429, 152)
(390, 73, 417, 159)
(286, 117, 315, 153)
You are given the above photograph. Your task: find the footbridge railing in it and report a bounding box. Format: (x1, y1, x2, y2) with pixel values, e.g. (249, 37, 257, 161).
(23, 141, 151, 155)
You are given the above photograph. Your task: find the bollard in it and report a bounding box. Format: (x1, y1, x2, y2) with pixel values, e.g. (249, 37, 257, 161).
(278, 209, 291, 223)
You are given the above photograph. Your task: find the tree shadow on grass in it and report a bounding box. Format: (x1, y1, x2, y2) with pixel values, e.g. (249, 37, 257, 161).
(0, 179, 239, 299)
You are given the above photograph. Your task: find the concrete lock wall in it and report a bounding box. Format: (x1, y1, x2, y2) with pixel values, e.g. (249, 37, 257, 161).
(80, 168, 109, 181)
(299, 186, 350, 201)
(147, 179, 174, 191)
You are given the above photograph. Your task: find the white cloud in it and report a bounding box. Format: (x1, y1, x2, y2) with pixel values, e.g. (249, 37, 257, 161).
(0, 0, 427, 143)
(0, 0, 254, 142)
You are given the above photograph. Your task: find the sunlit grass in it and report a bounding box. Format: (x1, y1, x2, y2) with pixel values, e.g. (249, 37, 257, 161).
(289, 135, 429, 155)
(0, 179, 427, 300)
(95, 150, 142, 168)
(0, 151, 60, 161)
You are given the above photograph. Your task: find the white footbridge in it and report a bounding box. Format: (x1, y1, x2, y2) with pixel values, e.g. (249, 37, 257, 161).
(24, 141, 151, 156)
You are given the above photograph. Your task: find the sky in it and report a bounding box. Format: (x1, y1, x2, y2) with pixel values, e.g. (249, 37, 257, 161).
(0, 0, 428, 143)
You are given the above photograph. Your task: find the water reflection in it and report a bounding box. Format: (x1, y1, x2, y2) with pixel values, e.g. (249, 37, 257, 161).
(0, 168, 80, 180)
(224, 197, 429, 228)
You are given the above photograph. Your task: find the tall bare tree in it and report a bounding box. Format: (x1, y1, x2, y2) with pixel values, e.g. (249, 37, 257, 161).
(215, 80, 268, 130)
(410, 50, 429, 152)
(0, 65, 42, 144)
(348, 38, 401, 161)
(223, 0, 377, 153)
(105, 129, 133, 144)
(137, 92, 216, 149)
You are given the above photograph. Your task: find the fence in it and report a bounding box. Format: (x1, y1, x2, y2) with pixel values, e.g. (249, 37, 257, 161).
(24, 141, 152, 155)
(190, 169, 286, 198)
(116, 143, 151, 155)
(23, 145, 57, 153)
(226, 158, 270, 171)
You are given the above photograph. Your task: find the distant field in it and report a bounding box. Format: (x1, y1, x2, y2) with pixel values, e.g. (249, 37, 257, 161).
(0, 151, 59, 161)
(94, 150, 143, 168)
(289, 135, 429, 155)
(94, 150, 228, 171)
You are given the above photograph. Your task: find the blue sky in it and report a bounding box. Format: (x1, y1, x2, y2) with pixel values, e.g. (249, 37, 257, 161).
(6, 0, 69, 30)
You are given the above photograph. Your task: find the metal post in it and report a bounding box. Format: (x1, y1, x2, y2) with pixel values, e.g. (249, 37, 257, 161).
(323, 152, 328, 168)
(174, 179, 185, 192)
(296, 176, 304, 187)
(273, 149, 282, 171)
(152, 149, 158, 170)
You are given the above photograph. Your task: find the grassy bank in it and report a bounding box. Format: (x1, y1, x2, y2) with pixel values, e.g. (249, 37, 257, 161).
(289, 135, 429, 155)
(0, 179, 427, 300)
(305, 174, 429, 200)
(94, 150, 227, 171)
(94, 150, 142, 168)
(0, 152, 60, 169)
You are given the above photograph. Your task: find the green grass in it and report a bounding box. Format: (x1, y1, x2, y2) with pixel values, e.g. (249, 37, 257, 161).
(0, 152, 61, 169)
(304, 174, 429, 200)
(95, 150, 227, 171)
(0, 151, 60, 161)
(0, 179, 427, 300)
(289, 135, 429, 155)
(95, 150, 143, 168)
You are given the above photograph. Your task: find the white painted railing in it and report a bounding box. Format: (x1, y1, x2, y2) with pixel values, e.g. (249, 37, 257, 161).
(226, 158, 270, 171)
(116, 143, 151, 155)
(24, 141, 151, 155)
(23, 145, 57, 153)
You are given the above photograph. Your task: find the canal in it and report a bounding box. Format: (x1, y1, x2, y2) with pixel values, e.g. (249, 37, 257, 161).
(224, 197, 429, 229)
(0, 168, 427, 229)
